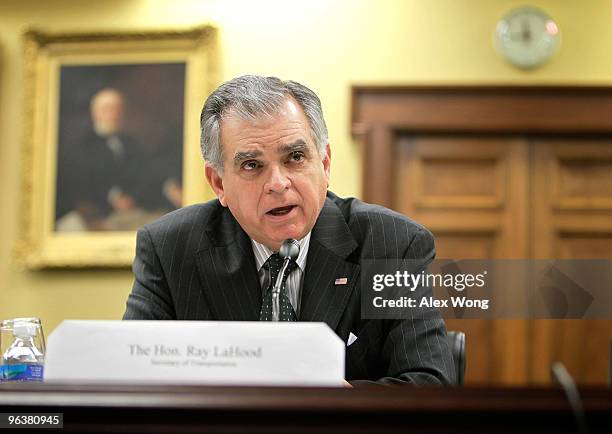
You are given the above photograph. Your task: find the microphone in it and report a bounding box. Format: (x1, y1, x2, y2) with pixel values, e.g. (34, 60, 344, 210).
(272, 239, 300, 321)
(551, 362, 587, 434)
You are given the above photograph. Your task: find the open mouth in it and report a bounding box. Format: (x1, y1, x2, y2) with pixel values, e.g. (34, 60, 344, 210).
(266, 205, 296, 216)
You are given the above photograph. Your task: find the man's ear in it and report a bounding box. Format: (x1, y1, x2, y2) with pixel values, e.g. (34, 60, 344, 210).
(205, 164, 228, 207)
(322, 143, 331, 187)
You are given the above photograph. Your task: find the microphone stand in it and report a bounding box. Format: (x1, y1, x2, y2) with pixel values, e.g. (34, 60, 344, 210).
(271, 239, 300, 322)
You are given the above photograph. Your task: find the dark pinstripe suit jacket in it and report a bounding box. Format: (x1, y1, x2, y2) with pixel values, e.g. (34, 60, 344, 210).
(123, 191, 455, 385)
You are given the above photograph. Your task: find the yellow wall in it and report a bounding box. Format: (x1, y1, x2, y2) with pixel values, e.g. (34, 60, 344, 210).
(1, 0, 612, 334)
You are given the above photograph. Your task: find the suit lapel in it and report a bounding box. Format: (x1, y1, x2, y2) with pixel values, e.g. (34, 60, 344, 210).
(299, 197, 360, 330)
(195, 208, 262, 320)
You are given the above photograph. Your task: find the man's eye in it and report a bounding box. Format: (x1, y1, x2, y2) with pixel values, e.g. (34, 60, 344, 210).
(289, 151, 305, 163)
(241, 160, 260, 171)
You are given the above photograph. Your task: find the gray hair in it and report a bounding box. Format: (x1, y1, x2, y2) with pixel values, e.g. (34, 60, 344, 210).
(200, 75, 328, 171)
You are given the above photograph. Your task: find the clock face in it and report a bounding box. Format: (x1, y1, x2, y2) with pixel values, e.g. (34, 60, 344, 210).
(495, 6, 561, 69)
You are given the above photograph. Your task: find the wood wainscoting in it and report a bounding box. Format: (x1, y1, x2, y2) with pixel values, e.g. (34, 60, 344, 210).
(351, 86, 612, 386)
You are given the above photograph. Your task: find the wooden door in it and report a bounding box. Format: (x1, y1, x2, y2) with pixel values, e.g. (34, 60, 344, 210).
(352, 87, 612, 386)
(395, 135, 529, 384)
(530, 139, 612, 385)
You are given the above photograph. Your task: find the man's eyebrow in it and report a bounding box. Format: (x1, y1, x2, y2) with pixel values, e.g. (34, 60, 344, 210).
(232, 140, 309, 166)
(278, 140, 309, 154)
(233, 150, 262, 166)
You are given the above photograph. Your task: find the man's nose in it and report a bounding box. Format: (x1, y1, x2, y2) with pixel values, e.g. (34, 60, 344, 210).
(265, 165, 291, 194)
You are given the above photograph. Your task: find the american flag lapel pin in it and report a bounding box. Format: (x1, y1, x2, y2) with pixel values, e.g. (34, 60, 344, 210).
(334, 277, 348, 285)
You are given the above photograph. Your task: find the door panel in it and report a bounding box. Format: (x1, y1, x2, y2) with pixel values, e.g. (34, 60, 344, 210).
(531, 140, 612, 385)
(395, 135, 529, 385)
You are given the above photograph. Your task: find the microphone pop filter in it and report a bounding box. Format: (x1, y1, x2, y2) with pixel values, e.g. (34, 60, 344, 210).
(279, 239, 300, 261)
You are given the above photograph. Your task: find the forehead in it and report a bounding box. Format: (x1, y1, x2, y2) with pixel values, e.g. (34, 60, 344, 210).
(220, 99, 313, 151)
(93, 92, 123, 109)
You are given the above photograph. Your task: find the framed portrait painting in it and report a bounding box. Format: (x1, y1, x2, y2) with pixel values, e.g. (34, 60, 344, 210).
(17, 27, 217, 268)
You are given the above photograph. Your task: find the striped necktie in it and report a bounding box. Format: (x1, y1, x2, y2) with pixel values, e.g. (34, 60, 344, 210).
(258, 253, 298, 321)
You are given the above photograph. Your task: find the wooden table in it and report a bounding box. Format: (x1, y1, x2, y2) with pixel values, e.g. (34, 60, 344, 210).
(1, 383, 611, 433)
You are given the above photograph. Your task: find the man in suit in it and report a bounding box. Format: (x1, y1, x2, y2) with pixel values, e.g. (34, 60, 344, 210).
(55, 88, 180, 231)
(123, 75, 455, 386)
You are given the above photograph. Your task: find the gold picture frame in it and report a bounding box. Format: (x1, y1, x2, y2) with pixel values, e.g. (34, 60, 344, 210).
(17, 27, 218, 268)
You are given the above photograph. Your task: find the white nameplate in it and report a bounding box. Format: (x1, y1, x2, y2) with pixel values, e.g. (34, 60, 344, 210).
(44, 320, 345, 386)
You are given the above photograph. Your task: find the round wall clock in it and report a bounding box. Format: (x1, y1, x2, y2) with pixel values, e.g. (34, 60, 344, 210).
(495, 6, 561, 69)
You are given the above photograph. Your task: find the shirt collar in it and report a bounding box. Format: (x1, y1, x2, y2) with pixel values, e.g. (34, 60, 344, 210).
(251, 233, 311, 272)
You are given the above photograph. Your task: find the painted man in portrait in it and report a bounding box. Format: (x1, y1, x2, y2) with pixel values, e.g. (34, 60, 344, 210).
(55, 88, 182, 231)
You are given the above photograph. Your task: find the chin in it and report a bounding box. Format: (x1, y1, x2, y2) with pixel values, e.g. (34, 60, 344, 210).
(266, 230, 303, 248)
